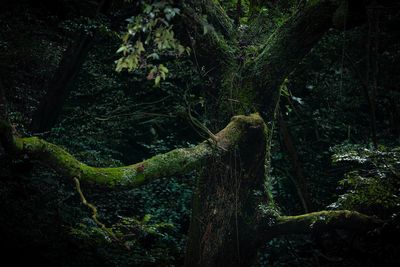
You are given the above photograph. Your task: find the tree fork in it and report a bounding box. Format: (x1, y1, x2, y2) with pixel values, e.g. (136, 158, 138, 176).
(0, 110, 383, 265)
(245, 0, 344, 116)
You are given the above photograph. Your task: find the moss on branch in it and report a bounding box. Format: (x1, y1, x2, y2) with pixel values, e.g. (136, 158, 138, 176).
(8, 114, 265, 187)
(259, 210, 383, 242)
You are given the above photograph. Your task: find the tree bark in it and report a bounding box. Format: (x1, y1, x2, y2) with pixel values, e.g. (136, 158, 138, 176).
(185, 114, 271, 267)
(243, 0, 343, 116)
(179, 0, 236, 82)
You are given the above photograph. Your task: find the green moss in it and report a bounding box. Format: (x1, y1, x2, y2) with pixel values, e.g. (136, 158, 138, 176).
(20, 137, 81, 177)
(278, 210, 372, 227)
(13, 114, 267, 192)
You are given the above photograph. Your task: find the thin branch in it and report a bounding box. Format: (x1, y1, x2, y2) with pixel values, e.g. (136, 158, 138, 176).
(258, 210, 383, 243)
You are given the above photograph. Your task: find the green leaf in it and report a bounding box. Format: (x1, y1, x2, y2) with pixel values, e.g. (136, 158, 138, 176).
(142, 214, 151, 223)
(155, 76, 161, 86)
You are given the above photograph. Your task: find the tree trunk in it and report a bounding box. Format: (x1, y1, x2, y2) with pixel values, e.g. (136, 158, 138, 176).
(235, 0, 242, 26)
(31, 0, 113, 133)
(1, 0, 387, 265)
(0, 79, 17, 155)
(0, 111, 382, 265)
(236, 1, 343, 118)
(185, 114, 271, 267)
(278, 111, 310, 212)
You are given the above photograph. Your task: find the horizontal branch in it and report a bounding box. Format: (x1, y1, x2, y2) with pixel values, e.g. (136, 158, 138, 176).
(4, 114, 265, 187)
(259, 210, 383, 242)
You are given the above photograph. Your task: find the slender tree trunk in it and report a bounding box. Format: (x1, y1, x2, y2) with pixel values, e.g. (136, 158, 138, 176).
(30, 0, 113, 133)
(369, 5, 381, 149)
(0, 79, 17, 154)
(278, 111, 310, 212)
(235, 0, 242, 26)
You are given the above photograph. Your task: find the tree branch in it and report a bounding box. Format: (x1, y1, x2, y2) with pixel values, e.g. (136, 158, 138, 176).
(259, 210, 383, 242)
(179, 0, 236, 79)
(3, 114, 265, 187)
(245, 0, 343, 115)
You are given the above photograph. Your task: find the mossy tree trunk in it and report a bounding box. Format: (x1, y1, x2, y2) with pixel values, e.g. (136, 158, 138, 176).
(242, 0, 345, 116)
(185, 115, 271, 267)
(0, 112, 382, 266)
(180, 0, 380, 265)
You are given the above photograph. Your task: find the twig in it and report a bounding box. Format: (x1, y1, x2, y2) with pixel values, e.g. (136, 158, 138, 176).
(73, 177, 121, 244)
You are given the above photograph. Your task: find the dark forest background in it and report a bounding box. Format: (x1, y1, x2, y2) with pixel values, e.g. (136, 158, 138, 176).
(0, 0, 399, 266)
